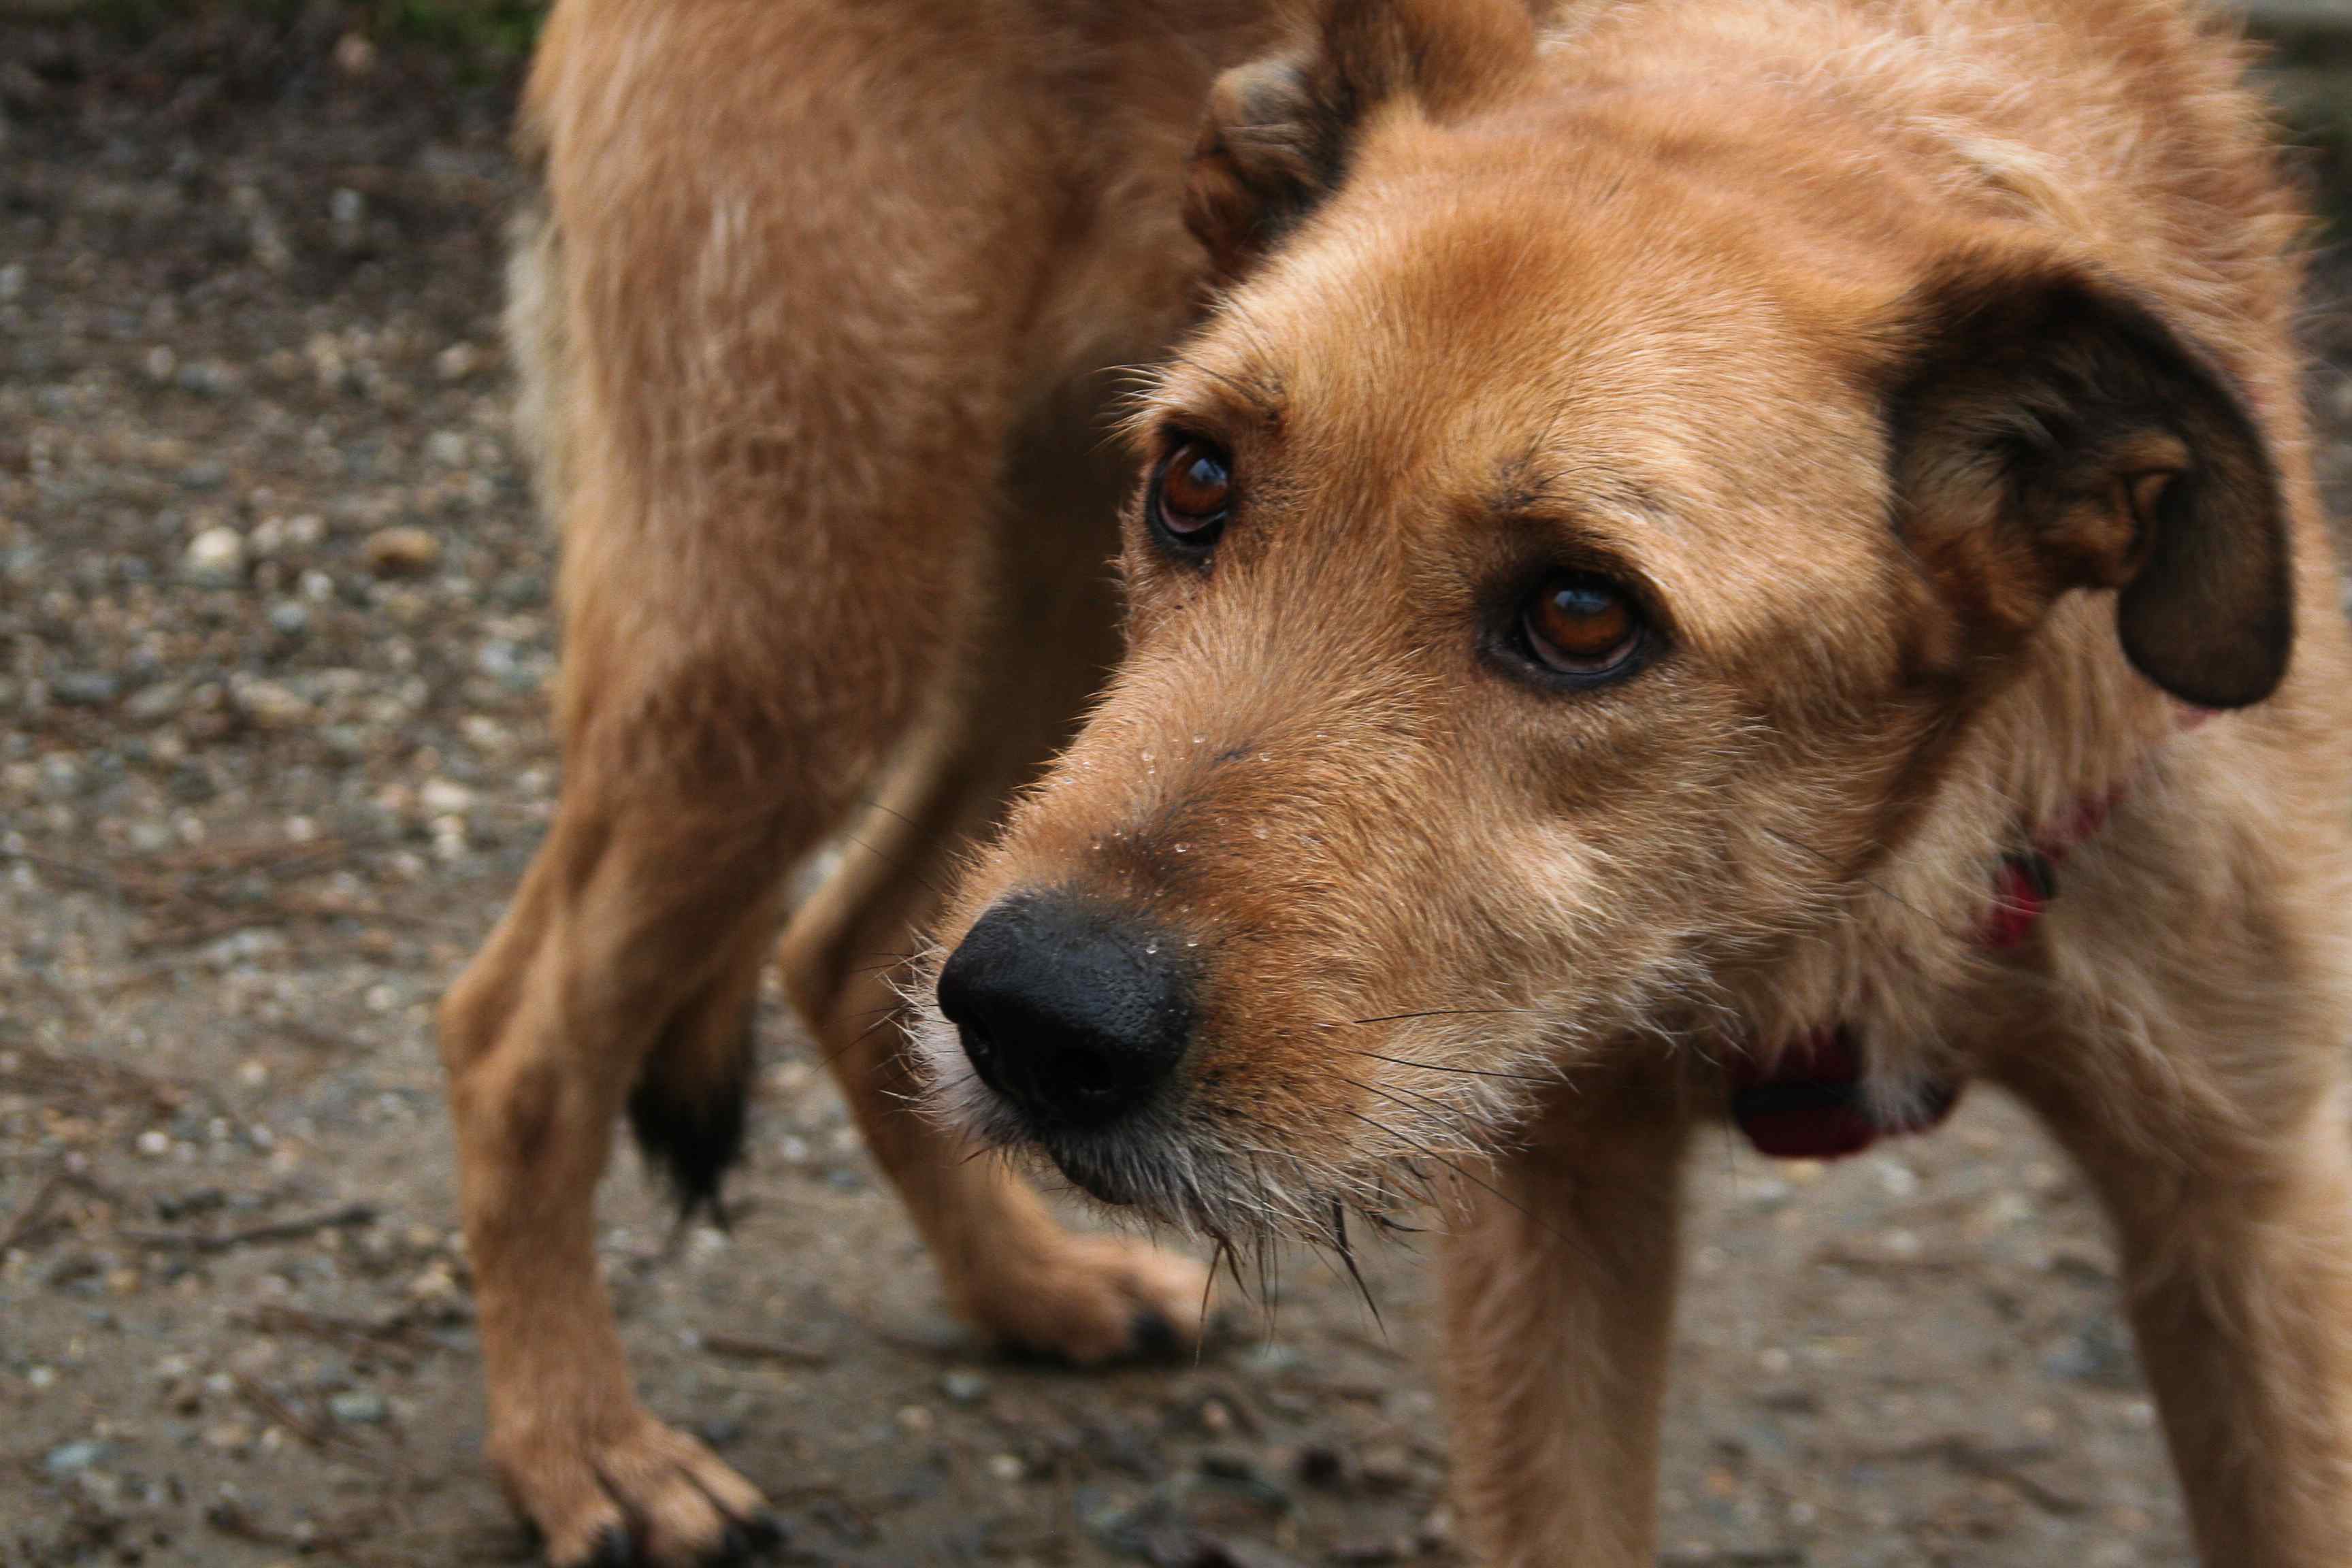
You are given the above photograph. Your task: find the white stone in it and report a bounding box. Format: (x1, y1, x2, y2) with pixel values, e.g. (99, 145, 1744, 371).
(180, 527, 246, 587)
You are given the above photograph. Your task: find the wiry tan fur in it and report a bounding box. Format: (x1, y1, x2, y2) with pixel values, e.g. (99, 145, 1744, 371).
(446, 0, 2352, 1563)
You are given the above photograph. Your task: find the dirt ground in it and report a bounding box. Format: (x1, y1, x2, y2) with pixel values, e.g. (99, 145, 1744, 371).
(10, 11, 2352, 1568)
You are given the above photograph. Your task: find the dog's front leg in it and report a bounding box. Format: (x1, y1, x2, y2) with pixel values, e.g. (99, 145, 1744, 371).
(2006, 1037, 2352, 1565)
(1441, 1096, 1690, 1567)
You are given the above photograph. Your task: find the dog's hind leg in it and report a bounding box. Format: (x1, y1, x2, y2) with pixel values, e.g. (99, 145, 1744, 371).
(1440, 1081, 1690, 1568)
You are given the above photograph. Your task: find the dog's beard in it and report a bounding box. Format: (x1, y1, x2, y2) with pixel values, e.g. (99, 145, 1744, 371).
(903, 992, 1531, 1247)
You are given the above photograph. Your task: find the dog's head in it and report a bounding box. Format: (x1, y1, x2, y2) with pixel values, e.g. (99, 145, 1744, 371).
(916, 0, 2294, 1236)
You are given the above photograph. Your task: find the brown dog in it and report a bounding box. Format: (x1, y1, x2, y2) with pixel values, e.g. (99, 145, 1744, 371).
(918, 1, 2352, 1564)
(448, 0, 2352, 1563)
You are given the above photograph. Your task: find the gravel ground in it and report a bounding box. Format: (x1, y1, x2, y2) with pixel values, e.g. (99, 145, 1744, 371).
(7, 12, 2352, 1568)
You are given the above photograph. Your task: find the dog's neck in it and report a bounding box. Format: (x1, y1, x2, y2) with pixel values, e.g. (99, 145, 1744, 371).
(1976, 704, 2209, 949)
(1729, 682, 2208, 1161)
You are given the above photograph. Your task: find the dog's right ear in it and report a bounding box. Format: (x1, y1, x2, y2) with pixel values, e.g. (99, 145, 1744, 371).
(1185, 0, 1537, 282)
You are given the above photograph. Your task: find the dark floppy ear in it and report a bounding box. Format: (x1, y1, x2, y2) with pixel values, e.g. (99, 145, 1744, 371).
(1887, 255, 2292, 709)
(1184, 0, 1536, 282)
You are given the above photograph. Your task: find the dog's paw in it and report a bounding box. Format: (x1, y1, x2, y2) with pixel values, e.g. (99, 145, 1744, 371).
(497, 1412, 781, 1567)
(962, 1230, 1214, 1365)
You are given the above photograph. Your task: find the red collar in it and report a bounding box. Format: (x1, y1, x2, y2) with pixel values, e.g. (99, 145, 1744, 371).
(1729, 1025, 1961, 1159)
(1729, 772, 2140, 1160)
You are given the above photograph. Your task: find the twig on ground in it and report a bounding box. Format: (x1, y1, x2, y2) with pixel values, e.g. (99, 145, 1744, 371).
(239, 1302, 427, 1343)
(0, 1169, 70, 1253)
(0, 1045, 205, 1117)
(0, 1164, 118, 1254)
(120, 1201, 378, 1254)
(1875, 1434, 2087, 1517)
(702, 1331, 835, 1368)
(231, 1371, 357, 1456)
(206, 1495, 391, 1551)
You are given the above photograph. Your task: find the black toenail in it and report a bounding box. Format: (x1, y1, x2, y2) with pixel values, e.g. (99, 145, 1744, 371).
(738, 1512, 785, 1552)
(1128, 1307, 1180, 1360)
(584, 1524, 638, 1568)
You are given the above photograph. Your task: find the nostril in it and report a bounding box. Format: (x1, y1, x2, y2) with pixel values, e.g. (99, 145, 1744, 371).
(960, 1018, 1001, 1085)
(1055, 1043, 1128, 1109)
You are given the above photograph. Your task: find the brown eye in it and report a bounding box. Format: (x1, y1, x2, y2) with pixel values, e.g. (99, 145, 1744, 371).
(1152, 438, 1232, 549)
(1520, 572, 1642, 678)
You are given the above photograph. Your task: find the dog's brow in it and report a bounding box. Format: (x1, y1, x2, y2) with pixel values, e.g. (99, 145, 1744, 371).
(1119, 358, 1284, 448)
(1491, 461, 1679, 538)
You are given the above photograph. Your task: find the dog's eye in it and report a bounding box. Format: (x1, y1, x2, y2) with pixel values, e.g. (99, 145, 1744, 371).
(1518, 572, 1642, 678)
(1151, 438, 1232, 551)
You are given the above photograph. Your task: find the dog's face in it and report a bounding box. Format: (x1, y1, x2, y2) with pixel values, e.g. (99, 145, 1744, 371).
(919, 6, 2291, 1239)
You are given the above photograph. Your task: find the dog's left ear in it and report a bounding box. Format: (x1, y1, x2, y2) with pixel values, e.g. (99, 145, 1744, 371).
(1889, 256, 2292, 709)
(1185, 0, 1537, 282)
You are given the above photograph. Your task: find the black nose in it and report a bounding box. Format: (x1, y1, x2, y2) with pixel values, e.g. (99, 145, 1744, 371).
(936, 894, 1194, 1132)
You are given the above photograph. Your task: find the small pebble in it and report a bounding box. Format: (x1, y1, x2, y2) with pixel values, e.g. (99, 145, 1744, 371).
(48, 672, 117, 707)
(419, 777, 476, 815)
(2046, 1315, 2140, 1390)
(1356, 1444, 1417, 1493)
(124, 681, 186, 723)
(361, 526, 442, 577)
(180, 526, 247, 587)
(327, 1390, 387, 1424)
(230, 678, 314, 730)
(42, 1440, 107, 1475)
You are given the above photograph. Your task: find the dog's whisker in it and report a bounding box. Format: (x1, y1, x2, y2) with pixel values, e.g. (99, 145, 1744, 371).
(1333, 1045, 1563, 1087)
(835, 830, 953, 902)
(1198, 1232, 1230, 1350)
(838, 946, 921, 973)
(849, 793, 930, 836)
(1334, 1073, 1492, 1152)
(1337, 1108, 1571, 1248)
(817, 1007, 906, 1071)
(1347, 1007, 1547, 1026)
(1327, 1200, 1386, 1336)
